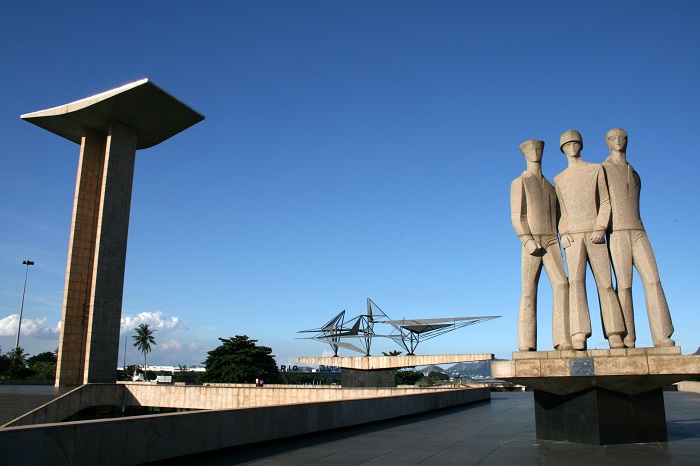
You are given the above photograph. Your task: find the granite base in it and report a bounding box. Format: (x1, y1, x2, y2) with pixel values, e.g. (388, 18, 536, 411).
(534, 386, 667, 445)
(341, 368, 397, 387)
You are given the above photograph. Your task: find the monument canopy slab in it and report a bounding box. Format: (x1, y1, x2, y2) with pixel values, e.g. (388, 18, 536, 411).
(21, 78, 205, 150)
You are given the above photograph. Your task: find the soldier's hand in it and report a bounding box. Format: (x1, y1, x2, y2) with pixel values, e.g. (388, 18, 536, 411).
(590, 230, 605, 244)
(525, 239, 542, 255)
(560, 235, 573, 249)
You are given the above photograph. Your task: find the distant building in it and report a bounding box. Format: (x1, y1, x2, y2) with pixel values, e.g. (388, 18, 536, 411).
(118, 365, 207, 374)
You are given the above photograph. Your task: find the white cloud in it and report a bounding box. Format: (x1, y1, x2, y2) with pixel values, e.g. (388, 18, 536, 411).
(120, 311, 185, 333)
(160, 339, 183, 351)
(2, 310, 184, 338)
(119, 312, 211, 366)
(0, 314, 60, 338)
(0, 314, 19, 336)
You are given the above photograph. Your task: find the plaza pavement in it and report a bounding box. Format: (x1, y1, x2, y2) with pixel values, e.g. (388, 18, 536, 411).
(172, 391, 700, 465)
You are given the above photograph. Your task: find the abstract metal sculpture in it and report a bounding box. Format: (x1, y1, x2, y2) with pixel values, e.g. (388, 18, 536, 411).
(298, 298, 499, 356)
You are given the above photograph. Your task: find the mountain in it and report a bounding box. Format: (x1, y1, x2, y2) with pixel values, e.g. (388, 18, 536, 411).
(419, 365, 446, 374)
(446, 360, 492, 378)
(411, 360, 507, 378)
(693, 347, 700, 355)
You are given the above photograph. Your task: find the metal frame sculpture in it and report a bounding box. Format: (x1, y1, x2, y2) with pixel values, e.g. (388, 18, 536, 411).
(298, 298, 499, 356)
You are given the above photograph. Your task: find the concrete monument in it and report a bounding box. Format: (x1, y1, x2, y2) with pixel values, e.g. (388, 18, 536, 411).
(602, 128, 674, 348)
(510, 140, 571, 351)
(493, 129, 691, 446)
(21, 79, 204, 386)
(554, 130, 626, 350)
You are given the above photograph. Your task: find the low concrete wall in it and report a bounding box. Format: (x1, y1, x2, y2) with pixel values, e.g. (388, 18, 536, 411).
(0, 386, 489, 465)
(123, 383, 446, 410)
(677, 381, 700, 393)
(2, 384, 125, 427)
(6, 383, 479, 427)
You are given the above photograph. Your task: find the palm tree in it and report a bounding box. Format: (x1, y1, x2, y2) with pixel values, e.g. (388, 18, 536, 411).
(6, 347, 30, 379)
(132, 324, 156, 381)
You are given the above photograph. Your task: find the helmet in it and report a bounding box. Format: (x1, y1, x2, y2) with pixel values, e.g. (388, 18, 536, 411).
(559, 130, 582, 153)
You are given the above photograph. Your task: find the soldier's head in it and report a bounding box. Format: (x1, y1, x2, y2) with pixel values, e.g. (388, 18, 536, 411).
(559, 129, 583, 157)
(519, 139, 544, 163)
(605, 128, 628, 153)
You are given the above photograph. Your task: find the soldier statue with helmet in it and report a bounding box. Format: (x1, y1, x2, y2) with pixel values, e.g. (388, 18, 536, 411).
(553, 130, 626, 350)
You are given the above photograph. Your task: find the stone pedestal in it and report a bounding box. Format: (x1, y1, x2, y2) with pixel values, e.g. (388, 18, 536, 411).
(534, 387, 666, 444)
(491, 347, 700, 445)
(341, 368, 397, 387)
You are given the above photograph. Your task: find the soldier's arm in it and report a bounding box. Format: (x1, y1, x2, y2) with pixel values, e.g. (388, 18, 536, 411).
(510, 178, 537, 252)
(592, 166, 611, 243)
(554, 181, 572, 248)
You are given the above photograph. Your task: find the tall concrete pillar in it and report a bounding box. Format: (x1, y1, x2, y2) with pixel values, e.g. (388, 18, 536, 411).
(21, 79, 204, 386)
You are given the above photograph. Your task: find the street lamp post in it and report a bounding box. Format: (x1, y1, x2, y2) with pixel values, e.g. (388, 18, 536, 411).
(15, 260, 35, 350)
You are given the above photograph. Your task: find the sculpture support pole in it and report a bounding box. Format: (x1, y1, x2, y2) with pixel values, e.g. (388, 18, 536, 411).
(56, 122, 136, 386)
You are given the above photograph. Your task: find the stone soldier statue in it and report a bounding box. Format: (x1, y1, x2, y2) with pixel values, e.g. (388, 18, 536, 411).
(554, 130, 626, 350)
(510, 139, 572, 351)
(602, 128, 674, 347)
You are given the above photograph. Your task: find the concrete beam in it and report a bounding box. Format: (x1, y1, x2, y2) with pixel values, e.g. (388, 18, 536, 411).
(297, 353, 493, 370)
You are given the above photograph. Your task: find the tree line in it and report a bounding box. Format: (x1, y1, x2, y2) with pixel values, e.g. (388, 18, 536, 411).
(0, 347, 57, 380)
(1, 330, 458, 385)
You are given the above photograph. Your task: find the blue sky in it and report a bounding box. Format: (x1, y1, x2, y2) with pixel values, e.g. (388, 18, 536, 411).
(1, 1, 699, 368)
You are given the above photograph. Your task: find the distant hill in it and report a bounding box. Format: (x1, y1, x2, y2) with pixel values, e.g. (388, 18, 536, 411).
(419, 365, 446, 374)
(446, 360, 491, 378)
(693, 347, 700, 355)
(411, 360, 503, 378)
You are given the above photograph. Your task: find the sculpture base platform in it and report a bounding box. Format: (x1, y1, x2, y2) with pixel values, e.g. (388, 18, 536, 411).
(534, 387, 666, 445)
(341, 368, 397, 387)
(491, 347, 700, 445)
(298, 354, 493, 388)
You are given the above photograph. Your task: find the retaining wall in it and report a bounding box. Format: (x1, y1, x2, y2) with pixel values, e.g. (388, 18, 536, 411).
(0, 385, 489, 465)
(5, 383, 473, 427)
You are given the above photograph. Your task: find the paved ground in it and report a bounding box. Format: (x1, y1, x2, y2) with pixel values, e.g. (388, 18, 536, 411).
(179, 391, 700, 465)
(0, 384, 68, 426)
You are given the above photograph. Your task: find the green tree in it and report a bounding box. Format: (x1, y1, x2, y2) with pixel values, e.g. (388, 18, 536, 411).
(27, 350, 57, 366)
(396, 370, 423, 385)
(6, 347, 32, 379)
(382, 350, 403, 356)
(117, 365, 137, 381)
(28, 361, 56, 380)
(132, 324, 156, 379)
(0, 348, 9, 377)
(201, 335, 279, 384)
(427, 371, 449, 383)
(174, 364, 200, 384)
